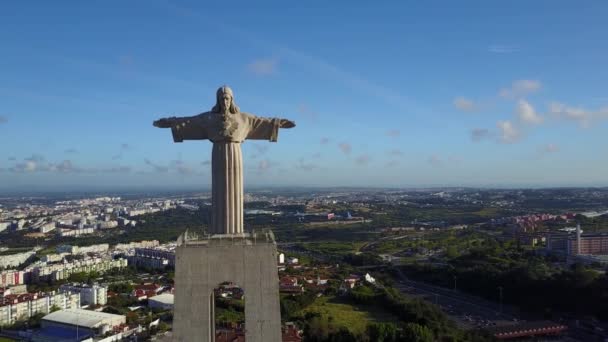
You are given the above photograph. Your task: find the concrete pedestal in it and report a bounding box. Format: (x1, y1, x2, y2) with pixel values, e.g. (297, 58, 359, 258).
(172, 231, 282, 342)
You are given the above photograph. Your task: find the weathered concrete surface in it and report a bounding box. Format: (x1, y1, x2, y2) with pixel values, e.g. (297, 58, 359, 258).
(172, 232, 282, 342)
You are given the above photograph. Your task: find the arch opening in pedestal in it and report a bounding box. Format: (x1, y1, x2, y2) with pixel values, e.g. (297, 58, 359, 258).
(213, 281, 246, 341)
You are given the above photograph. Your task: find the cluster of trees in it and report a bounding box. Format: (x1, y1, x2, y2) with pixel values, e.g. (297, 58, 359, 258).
(403, 243, 608, 320)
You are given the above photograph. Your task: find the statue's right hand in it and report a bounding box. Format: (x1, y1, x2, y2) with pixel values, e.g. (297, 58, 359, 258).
(153, 117, 175, 128)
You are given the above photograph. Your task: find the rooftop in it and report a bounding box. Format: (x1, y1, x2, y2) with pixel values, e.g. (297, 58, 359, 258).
(42, 309, 125, 329)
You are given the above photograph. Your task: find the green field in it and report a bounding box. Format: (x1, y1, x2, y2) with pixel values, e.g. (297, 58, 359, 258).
(299, 295, 400, 335)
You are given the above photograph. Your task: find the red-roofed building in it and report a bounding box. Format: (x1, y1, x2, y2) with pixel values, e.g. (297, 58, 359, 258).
(131, 283, 162, 300)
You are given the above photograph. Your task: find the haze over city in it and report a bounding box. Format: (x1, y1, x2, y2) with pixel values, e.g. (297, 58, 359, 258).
(1, 1, 607, 191)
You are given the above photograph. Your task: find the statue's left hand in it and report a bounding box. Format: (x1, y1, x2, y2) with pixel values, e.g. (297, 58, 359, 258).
(153, 117, 176, 128)
(280, 119, 296, 128)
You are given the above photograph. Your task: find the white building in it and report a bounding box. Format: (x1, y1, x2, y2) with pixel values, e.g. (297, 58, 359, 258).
(59, 283, 108, 306)
(0, 222, 11, 232)
(56, 244, 109, 255)
(59, 227, 96, 237)
(148, 293, 174, 310)
(40, 222, 56, 234)
(0, 250, 35, 269)
(0, 292, 80, 326)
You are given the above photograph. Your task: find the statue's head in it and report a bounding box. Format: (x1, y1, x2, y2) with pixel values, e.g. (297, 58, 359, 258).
(212, 85, 239, 114)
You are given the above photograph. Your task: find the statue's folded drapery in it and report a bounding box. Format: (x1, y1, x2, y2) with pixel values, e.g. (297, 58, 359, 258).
(167, 111, 282, 234)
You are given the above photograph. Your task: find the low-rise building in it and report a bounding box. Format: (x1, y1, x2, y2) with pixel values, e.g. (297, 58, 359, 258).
(41, 309, 126, 338)
(148, 293, 174, 310)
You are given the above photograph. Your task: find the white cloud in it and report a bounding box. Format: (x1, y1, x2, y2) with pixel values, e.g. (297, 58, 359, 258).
(453, 97, 477, 112)
(497, 120, 520, 143)
(517, 99, 543, 124)
(500, 80, 541, 99)
(549, 101, 608, 128)
(247, 58, 278, 76)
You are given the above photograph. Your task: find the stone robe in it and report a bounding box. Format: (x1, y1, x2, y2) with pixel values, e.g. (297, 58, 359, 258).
(169, 111, 281, 234)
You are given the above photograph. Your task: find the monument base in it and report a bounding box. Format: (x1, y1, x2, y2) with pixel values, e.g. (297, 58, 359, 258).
(172, 230, 282, 342)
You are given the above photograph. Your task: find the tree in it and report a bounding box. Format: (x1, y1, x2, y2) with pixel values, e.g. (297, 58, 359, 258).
(402, 323, 434, 342)
(367, 322, 397, 342)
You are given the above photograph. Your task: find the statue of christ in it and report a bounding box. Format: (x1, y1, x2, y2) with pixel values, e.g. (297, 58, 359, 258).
(153, 85, 295, 235)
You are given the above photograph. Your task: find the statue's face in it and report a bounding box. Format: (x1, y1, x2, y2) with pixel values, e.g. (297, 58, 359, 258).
(221, 94, 232, 112)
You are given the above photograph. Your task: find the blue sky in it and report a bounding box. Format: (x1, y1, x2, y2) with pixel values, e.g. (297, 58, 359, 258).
(1, 1, 607, 190)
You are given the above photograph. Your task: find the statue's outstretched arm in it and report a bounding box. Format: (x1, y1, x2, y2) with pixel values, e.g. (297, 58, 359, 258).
(245, 114, 296, 142)
(153, 114, 209, 142)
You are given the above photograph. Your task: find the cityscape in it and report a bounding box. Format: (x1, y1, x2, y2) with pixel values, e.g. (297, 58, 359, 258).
(1, 188, 608, 340)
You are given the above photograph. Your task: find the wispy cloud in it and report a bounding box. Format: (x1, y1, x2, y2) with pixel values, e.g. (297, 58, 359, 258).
(171, 160, 194, 175)
(549, 101, 608, 128)
(296, 158, 318, 171)
(488, 44, 519, 54)
(251, 144, 270, 159)
(497, 120, 520, 143)
(388, 149, 404, 157)
(121, 143, 130, 150)
(386, 129, 400, 138)
(538, 143, 559, 158)
(247, 57, 279, 76)
(428, 155, 443, 167)
(516, 99, 543, 124)
(453, 97, 478, 112)
(499, 79, 541, 99)
(470, 128, 492, 142)
(297, 104, 318, 122)
(8, 155, 129, 174)
(144, 158, 169, 173)
(386, 160, 400, 168)
(338, 143, 352, 155)
(320, 137, 330, 145)
(65, 148, 79, 154)
(0, 116, 7, 124)
(257, 159, 277, 173)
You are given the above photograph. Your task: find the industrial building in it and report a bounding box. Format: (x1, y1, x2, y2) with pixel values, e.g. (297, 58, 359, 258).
(41, 309, 126, 337)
